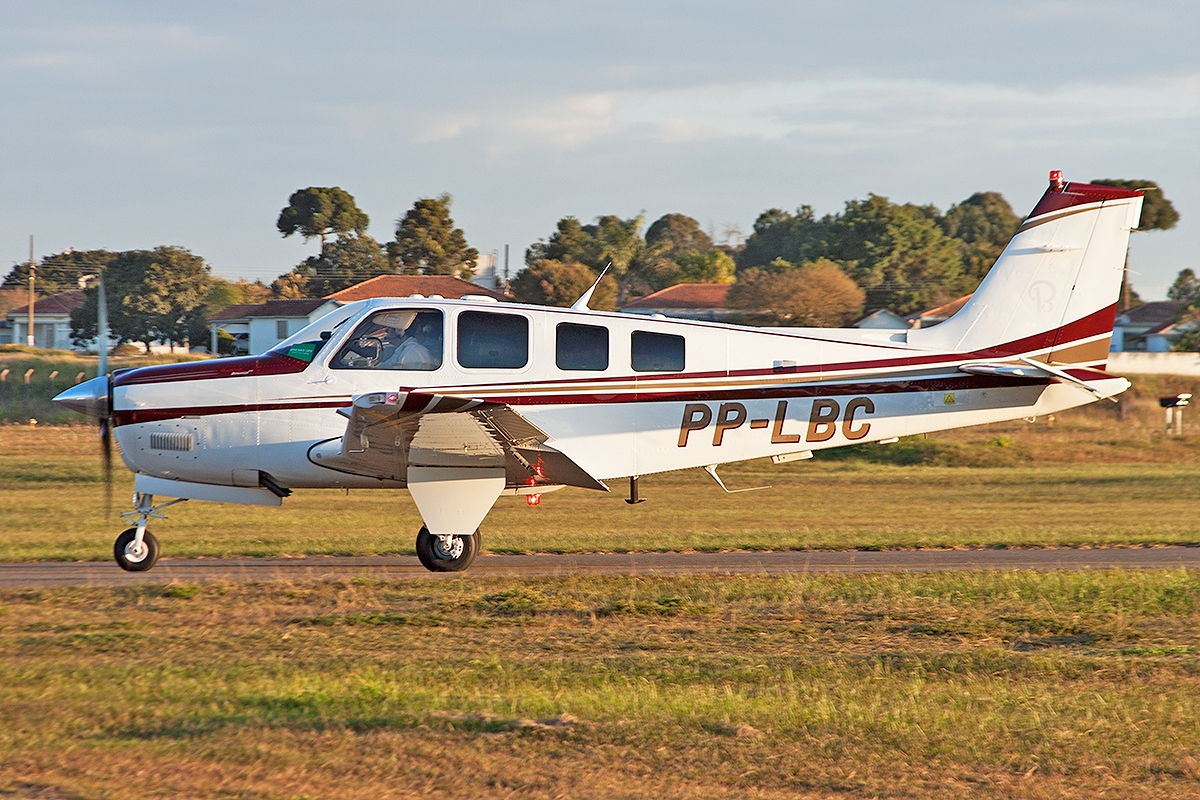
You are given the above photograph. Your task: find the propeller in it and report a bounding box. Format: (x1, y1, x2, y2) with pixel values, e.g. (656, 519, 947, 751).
(52, 272, 114, 515)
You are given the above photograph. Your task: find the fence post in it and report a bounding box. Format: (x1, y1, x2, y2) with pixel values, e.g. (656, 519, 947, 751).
(0, 368, 8, 404)
(24, 368, 34, 405)
(75, 371, 85, 384)
(48, 370, 58, 396)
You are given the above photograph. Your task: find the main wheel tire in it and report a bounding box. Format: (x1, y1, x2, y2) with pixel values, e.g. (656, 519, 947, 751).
(114, 528, 160, 572)
(415, 526, 479, 572)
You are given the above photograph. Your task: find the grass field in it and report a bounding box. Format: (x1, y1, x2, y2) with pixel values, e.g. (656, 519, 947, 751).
(2, 372, 1200, 561)
(5, 570, 1200, 798)
(4, 373, 1200, 797)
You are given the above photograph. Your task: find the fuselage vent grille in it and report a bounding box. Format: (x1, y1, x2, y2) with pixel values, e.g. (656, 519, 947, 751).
(149, 431, 195, 452)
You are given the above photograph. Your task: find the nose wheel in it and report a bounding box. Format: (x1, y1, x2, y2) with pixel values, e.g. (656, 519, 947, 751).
(113, 493, 186, 573)
(114, 528, 160, 571)
(415, 526, 480, 572)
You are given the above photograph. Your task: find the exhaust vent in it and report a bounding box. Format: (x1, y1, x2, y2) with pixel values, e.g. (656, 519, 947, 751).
(149, 431, 194, 452)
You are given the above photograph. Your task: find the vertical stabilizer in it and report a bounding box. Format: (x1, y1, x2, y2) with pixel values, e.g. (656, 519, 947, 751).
(908, 172, 1143, 366)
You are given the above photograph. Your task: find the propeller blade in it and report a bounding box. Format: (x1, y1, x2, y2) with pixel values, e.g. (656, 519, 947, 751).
(100, 414, 113, 517)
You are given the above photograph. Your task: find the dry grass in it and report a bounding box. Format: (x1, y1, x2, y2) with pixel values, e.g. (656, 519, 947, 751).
(3, 378, 1200, 561)
(4, 570, 1200, 798)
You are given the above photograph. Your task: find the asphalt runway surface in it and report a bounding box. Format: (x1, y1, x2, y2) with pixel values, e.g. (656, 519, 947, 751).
(3, 548, 1200, 588)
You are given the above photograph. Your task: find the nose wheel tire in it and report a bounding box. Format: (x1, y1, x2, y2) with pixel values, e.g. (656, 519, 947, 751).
(114, 528, 160, 572)
(415, 526, 479, 572)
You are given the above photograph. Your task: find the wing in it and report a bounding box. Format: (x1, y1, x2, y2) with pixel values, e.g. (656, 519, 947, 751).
(309, 390, 609, 492)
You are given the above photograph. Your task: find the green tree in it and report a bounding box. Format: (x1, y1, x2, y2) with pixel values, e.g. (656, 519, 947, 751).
(736, 206, 828, 271)
(388, 194, 478, 277)
(941, 192, 1021, 285)
(645, 214, 713, 258)
(1168, 268, 1200, 304)
(186, 278, 272, 349)
(71, 247, 212, 352)
(525, 217, 603, 267)
(277, 187, 370, 253)
(825, 195, 964, 314)
(291, 233, 391, 296)
(727, 258, 864, 326)
(510, 260, 616, 310)
(674, 249, 736, 284)
(1091, 179, 1180, 231)
(2, 249, 118, 294)
(1091, 179, 1180, 309)
(271, 270, 310, 299)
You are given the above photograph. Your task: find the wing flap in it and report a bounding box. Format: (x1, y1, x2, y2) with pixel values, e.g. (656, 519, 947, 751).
(310, 391, 607, 491)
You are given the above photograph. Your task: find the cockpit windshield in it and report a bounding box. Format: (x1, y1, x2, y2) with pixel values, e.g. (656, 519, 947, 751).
(268, 302, 368, 363)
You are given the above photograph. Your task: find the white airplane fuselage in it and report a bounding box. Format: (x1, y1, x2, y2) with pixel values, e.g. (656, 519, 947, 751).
(55, 173, 1144, 572)
(111, 298, 1123, 492)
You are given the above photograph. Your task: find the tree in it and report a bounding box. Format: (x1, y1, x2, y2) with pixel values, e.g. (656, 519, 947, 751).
(941, 192, 1021, 286)
(674, 249, 736, 284)
(277, 187, 370, 253)
(510, 260, 615, 310)
(2, 249, 118, 294)
(727, 258, 864, 327)
(737, 205, 827, 271)
(1091, 179, 1180, 309)
(185, 278, 272, 349)
(525, 217, 603, 267)
(825, 195, 964, 315)
(1091, 179, 1180, 231)
(271, 270, 310, 299)
(388, 194, 478, 277)
(1168, 268, 1200, 304)
(71, 247, 212, 352)
(645, 214, 713, 258)
(290, 233, 391, 296)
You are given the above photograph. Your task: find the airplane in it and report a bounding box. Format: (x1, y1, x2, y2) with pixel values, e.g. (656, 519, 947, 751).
(54, 171, 1144, 573)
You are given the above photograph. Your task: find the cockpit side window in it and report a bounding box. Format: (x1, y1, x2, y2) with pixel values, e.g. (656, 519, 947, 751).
(556, 322, 609, 371)
(457, 311, 529, 369)
(631, 330, 685, 372)
(330, 309, 444, 371)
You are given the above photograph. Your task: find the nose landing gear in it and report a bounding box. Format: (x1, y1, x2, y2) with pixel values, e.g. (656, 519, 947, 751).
(114, 493, 187, 572)
(415, 526, 480, 572)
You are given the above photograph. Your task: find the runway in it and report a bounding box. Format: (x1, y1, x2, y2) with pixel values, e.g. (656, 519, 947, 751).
(2, 547, 1200, 588)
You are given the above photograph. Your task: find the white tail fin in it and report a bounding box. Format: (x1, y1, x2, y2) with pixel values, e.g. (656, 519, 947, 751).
(909, 172, 1143, 366)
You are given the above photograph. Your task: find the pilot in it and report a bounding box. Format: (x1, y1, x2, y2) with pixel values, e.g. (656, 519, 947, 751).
(378, 323, 433, 370)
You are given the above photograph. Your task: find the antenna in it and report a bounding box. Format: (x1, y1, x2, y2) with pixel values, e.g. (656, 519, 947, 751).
(570, 263, 611, 311)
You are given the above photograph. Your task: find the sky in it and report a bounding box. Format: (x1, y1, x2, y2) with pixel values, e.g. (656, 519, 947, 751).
(1, 1, 1197, 299)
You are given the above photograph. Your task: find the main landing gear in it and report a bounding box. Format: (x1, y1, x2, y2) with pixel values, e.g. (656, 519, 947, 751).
(114, 493, 186, 572)
(415, 526, 480, 572)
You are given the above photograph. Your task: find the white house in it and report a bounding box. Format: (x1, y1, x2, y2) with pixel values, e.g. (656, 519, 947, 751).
(5, 289, 86, 350)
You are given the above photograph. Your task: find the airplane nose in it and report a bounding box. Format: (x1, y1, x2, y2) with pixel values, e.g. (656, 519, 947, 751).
(53, 375, 110, 419)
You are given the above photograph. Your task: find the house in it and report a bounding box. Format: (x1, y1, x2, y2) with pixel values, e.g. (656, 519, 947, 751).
(5, 289, 86, 349)
(906, 295, 972, 329)
(0, 288, 28, 345)
(620, 284, 738, 322)
(1112, 301, 1185, 352)
(853, 308, 909, 329)
(207, 275, 506, 356)
(206, 298, 340, 355)
(323, 274, 505, 304)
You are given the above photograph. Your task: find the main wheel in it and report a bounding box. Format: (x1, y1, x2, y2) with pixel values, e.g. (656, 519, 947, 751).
(415, 526, 479, 572)
(114, 528, 160, 572)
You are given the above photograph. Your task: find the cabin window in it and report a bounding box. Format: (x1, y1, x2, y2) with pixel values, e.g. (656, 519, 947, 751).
(330, 309, 443, 370)
(631, 330, 685, 372)
(556, 322, 609, 371)
(457, 311, 529, 369)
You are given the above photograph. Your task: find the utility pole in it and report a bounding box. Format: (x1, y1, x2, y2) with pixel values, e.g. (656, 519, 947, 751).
(503, 244, 510, 287)
(27, 235, 35, 348)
